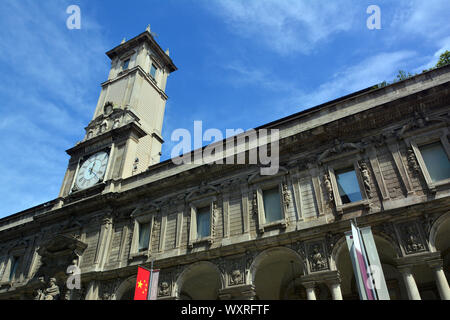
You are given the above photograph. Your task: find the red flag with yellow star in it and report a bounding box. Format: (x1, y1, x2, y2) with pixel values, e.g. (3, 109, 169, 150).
(134, 266, 151, 300)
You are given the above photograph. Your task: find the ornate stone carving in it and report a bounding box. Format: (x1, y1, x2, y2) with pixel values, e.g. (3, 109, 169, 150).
(399, 222, 427, 254)
(397, 111, 429, 137)
(323, 173, 334, 203)
(212, 201, 219, 238)
(245, 250, 257, 271)
(158, 281, 170, 297)
(251, 191, 258, 216)
(84, 105, 140, 141)
(100, 278, 121, 300)
(358, 160, 372, 198)
(282, 183, 291, 208)
(421, 213, 434, 239)
(407, 148, 420, 175)
(318, 139, 363, 163)
(157, 268, 178, 297)
(325, 232, 341, 258)
(307, 242, 329, 272)
(229, 269, 243, 286)
(34, 278, 60, 300)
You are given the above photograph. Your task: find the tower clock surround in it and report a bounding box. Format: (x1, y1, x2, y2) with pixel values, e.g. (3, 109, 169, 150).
(58, 28, 177, 199)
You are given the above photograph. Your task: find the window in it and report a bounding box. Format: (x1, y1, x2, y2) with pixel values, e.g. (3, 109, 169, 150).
(138, 222, 151, 252)
(149, 63, 157, 79)
(9, 257, 19, 281)
(419, 142, 450, 182)
(122, 59, 130, 70)
(196, 206, 211, 239)
(262, 187, 282, 223)
(335, 168, 363, 204)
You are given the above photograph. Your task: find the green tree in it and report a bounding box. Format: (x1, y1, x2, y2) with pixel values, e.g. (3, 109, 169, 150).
(436, 50, 450, 68)
(394, 70, 413, 82)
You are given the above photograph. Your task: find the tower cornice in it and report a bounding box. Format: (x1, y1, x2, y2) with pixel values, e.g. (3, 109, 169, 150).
(106, 31, 177, 73)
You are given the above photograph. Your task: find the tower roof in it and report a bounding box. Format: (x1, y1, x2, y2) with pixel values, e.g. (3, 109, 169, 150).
(106, 30, 177, 73)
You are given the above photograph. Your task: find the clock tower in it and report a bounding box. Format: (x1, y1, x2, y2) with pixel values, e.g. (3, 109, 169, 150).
(58, 27, 177, 199)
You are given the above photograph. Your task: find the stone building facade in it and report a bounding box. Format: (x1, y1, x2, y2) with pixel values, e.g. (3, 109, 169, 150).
(0, 29, 449, 300)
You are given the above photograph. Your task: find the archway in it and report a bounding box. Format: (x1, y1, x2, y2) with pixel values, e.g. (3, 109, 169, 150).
(176, 261, 223, 300)
(333, 233, 405, 299)
(115, 276, 136, 300)
(430, 213, 450, 282)
(250, 247, 305, 300)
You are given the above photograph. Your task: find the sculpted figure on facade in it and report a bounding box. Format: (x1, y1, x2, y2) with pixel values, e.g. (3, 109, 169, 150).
(229, 269, 243, 286)
(359, 160, 372, 198)
(309, 244, 328, 272)
(323, 173, 333, 203)
(407, 149, 420, 175)
(159, 281, 170, 296)
(402, 224, 425, 254)
(39, 278, 60, 300)
(282, 183, 291, 208)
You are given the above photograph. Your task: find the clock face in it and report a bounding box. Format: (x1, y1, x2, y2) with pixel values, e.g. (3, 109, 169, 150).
(75, 151, 109, 190)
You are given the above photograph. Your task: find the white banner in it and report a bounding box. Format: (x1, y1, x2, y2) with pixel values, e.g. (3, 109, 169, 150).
(148, 269, 160, 300)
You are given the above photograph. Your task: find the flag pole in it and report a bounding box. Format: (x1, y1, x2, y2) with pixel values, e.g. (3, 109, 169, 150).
(148, 258, 154, 300)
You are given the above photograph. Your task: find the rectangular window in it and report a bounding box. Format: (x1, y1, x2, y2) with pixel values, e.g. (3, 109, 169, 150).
(335, 168, 363, 204)
(149, 63, 157, 79)
(138, 222, 150, 252)
(263, 187, 282, 223)
(122, 59, 130, 70)
(196, 206, 211, 239)
(9, 257, 19, 281)
(419, 142, 450, 182)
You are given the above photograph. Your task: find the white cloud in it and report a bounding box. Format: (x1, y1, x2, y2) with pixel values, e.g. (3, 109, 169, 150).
(211, 0, 358, 55)
(221, 51, 418, 119)
(297, 50, 417, 108)
(0, 0, 109, 217)
(391, 0, 450, 40)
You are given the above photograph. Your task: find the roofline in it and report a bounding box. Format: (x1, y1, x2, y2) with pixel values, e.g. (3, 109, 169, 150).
(1, 64, 449, 224)
(106, 31, 177, 73)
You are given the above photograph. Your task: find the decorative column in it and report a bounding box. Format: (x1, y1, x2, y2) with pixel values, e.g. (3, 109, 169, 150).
(398, 265, 421, 300)
(427, 259, 450, 300)
(302, 282, 317, 300)
(327, 279, 343, 300)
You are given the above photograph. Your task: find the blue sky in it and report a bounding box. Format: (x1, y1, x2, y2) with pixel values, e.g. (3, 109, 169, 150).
(0, 0, 449, 218)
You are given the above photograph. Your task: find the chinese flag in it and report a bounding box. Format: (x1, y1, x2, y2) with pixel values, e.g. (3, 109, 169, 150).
(134, 266, 151, 300)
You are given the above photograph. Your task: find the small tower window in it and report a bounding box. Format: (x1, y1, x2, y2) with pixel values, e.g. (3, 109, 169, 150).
(122, 59, 130, 70)
(149, 63, 158, 79)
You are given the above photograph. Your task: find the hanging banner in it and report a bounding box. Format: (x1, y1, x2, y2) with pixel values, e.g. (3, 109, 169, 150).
(345, 220, 390, 300)
(134, 266, 151, 300)
(148, 269, 160, 300)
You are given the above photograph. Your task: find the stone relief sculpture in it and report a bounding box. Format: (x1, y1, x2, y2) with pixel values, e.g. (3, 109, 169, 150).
(282, 183, 291, 208)
(159, 281, 170, 297)
(229, 268, 243, 286)
(359, 160, 372, 198)
(252, 191, 258, 216)
(407, 149, 421, 175)
(323, 173, 334, 203)
(309, 244, 328, 272)
(317, 139, 362, 163)
(402, 224, 426, 254)
(34, 278, 60, 300)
